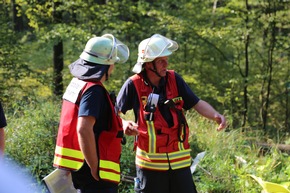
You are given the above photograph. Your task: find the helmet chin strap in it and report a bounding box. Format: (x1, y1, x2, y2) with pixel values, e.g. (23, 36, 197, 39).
(149, 61, 162, 78)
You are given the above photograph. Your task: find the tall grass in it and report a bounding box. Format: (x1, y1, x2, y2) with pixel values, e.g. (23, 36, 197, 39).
(4, 102, 289, 192)
(186, 110, 290, 192)
(5, 100, 60, 181)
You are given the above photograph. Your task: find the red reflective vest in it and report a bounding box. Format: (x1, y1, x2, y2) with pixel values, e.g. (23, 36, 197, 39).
(53, 78, 123, 183)
(131, 70, 192, 171)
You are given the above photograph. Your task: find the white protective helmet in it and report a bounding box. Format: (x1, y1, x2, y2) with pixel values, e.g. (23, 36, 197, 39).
(132, 34, 178, 73)
(80, 34, 129, 65)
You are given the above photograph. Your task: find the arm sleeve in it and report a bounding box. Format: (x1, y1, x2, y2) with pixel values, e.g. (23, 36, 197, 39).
(116, 78, 139, 114)
(78, 85, 108, 119)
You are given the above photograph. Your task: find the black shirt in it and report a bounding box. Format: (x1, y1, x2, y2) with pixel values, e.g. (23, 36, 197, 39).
(116, 71, 200, 127)
(71, 85, 117, 189)
(0, 102, 7, 128)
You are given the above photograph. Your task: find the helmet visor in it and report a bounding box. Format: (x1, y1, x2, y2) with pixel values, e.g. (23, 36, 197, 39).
(142, 34, 178, 60)
(102, 34, 129, 64)
(115, 39, 130, 63)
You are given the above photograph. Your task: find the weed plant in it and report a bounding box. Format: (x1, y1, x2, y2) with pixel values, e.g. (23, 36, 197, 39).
(186, 110, 290, 192)
(5, 99, 60, 191)
(4, 101, 290, 193)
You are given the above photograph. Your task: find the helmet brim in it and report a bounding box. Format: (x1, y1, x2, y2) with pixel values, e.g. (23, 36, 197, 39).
(80, 51, 112, 65)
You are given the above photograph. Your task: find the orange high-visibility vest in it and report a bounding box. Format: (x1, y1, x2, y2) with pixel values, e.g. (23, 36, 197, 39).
(53, 78, 123, 183)
(131, 70, 191, 171)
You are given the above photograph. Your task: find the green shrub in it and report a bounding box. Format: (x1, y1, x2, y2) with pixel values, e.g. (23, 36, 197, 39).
(6, 99, 60, 181)
(187, 111, 289, 192)
(5, 102, 289, 193)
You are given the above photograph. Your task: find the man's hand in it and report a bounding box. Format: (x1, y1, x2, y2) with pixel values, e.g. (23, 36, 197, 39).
(90, 162, 100, 181)
(214, 114, 227, 131)
(122, 120, 139, 136)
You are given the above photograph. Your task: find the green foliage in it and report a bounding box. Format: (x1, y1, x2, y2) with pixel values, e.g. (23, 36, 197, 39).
(5, 99, 60, 181)
(187, 111, 290, 192)
(1, 0, 290, 192)
(119, 135, 136, 193)
(2, 0, 289, 132)
(4, 101, 290, 192)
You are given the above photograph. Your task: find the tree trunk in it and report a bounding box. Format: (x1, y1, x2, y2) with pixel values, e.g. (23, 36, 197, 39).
(11, 0, 24, 31)
(286, 82, 290, 131)
(52, 1, 63, 97)
(53, 41, 63, 96)
(242, 0, 250, 127)
(262, 0, 276, 132)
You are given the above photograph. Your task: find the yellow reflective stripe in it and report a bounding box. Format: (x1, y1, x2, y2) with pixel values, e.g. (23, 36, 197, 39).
(178, 141, 185, 150)
(99, 160, 120, 173)
(136, 148, 191, 170)
(167, 149, 191, 160)
(55, 145, 84, 159)
(99, 160, 120, 183)
(168, 149, 191, 170)
(178, 124, 186, 143)
(99, 170, 120, 182)
(146, 121, 156, 153)
(170, 157, 191, 170)
(172, 97, 182, 103)
(53, 156, 83, 170)
(136, 148, 167, 160)
(136, 156, 169, 170)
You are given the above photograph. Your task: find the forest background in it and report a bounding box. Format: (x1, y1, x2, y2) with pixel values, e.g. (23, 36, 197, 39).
(0, 0, 289, 192)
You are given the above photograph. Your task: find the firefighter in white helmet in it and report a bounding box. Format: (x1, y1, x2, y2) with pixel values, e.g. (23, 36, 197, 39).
(132, 34, 178, 74)
(116, 34, 227, 193)
(53, 34, 138, 193)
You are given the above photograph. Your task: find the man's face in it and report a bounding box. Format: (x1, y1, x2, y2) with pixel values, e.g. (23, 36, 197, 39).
(152, 56, 168, 77)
